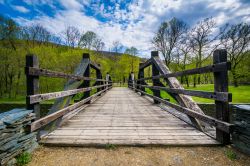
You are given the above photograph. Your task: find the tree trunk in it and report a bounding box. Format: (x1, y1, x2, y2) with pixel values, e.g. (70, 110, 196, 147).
(185, 76, 189, 87)
(232, 70, 239, 87)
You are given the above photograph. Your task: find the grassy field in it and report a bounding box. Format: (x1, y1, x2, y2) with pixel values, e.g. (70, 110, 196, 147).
(146, 84, 250, 103)
(0, 84, 249, 104)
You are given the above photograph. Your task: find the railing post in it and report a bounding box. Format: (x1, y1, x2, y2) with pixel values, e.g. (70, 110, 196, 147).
(82, 53, 91, 104)
(106, 73, 110, 90)
(138, 63, 145, 96)
(213, 49, 230, 144)
(26, 54, 40, 139)
(26, 55, 40, 119)
(96, 64, 102, 96)
(131, 72, 135, 91)
(151, 51, 161, 104)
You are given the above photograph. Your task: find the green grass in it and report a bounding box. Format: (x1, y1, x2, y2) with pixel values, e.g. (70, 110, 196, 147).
(16, 152, 32, 166)
(225, 149, 237, 160)
(146, 84, 250, 103)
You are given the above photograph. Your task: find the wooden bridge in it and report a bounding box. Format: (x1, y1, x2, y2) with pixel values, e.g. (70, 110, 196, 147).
(25, 50, 233, 146)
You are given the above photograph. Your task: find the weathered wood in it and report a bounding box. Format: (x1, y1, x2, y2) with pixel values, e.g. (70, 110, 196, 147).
(25, 55, 40, 120)
(150, 51, 206, 132)
(82, 53, 91, 104)
(28, 84, 111, 104)
(41, 87, 219, 146)
(138, 63, 146, 95)
(213, 49, 230, 144)
(139, 58, 152, 70)
(136, 62, 231, 81)
(134, 84, 232, 102)
(133, 87, 232, 133)
(95, 64, 102, 95)
(27, 67, 106, 82)
(90, 61, 101, 71)
(30, 87, 111, 132)
(151, 51, 161, 104)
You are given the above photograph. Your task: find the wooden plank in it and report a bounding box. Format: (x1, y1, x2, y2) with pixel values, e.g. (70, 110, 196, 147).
(41, 87, 219, 146)
(30, 87, 111, 132)
(134, 88, 233, 133)
(213, 50, 230, 144)
(27, 67, 106, 82)
(151, 51, 161, 104)
(135, 84, 232, 102)
(137, 62, 231, 81)
(28, 84, 111, 104)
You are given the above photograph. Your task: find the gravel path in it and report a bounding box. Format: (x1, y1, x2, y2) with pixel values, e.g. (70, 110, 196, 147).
(28, 146, 250, 166)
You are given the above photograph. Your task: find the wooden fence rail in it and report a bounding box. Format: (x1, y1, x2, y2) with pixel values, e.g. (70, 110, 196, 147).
(26, 53, 112, 138)
(128, 49, 233, 145)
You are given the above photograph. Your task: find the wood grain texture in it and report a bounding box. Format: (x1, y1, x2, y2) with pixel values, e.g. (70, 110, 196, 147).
(40, 87, 219, 146)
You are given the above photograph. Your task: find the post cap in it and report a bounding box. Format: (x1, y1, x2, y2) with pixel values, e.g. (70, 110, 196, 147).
(82, 53, 90, 59)
(151, 51, 159, 57)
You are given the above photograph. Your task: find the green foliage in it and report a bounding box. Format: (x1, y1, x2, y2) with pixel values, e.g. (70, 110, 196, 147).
(225, 149, 237, 160)
(105, 143, 117, 150)
(16, 152, 32, 166)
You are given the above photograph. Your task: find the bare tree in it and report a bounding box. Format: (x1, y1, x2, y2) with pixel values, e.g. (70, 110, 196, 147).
(152, 17, 187, 67)
(220, 23, 250, 87)
(189, 17, 219, 86)
(125, 47, 138, 72)
(93, 38, 105, 52)
(111, 40, 123, 53)
(63, 26, 80, 48)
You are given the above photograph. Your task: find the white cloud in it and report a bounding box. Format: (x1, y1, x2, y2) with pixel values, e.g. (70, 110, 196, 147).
(13, 0, 250, 57)
(12, 5, 30, 13)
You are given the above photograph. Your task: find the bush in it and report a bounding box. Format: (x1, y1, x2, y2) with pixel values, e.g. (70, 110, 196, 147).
(16, 152, 32, 166)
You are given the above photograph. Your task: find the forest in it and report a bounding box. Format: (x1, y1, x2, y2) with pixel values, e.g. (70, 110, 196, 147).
(0, 15, 249, 102)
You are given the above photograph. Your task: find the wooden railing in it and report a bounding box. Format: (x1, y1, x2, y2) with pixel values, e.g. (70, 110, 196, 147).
(128, 49, 233, 144)
(25, 53, 112, 137)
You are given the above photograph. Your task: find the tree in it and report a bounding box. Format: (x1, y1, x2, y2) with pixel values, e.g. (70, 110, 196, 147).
(78, 31, 97, 49)
(0, 15, 20, 50)
(93, 38, 105, 52)
(63, 26, 80, 48)
(125, 47, 138, 72)
(152, 17, 187, 67)
(220, 23, 250, 87)
(189, 17, 219, 86)
(111, 40, 123, 53)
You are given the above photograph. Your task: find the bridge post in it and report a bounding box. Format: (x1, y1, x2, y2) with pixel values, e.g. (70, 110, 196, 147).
(213, 49, 230, 145)
(138, 63, 145, 96)
(25, 54, 41, 140)
(82, 53, 91, 104)
(26, 55, 40, 119)
(96, 64, 102, 96)
(151, 51, 161, 104)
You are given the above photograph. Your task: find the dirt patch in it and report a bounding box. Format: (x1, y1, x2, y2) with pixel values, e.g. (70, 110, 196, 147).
(28, 146, 250, 166)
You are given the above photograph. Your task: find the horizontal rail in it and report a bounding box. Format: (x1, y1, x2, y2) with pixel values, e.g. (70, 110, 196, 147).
(30, 86, 112, 132)
(129, 86, 232, 132)
(139, 58, 152, 70)
(28, 84, 111, 104)
(137, 62, 231, 81)
(134, 84, 232, 102)
(26, 67, 111, 82)
(129, 86, 233, 133)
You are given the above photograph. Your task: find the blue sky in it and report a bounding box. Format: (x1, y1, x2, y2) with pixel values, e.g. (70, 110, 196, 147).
(0, 0, 250, 56)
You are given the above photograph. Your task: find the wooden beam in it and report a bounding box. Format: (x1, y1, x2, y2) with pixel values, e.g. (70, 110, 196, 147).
(132, 87, 233, 133)
(135, 84, 232, 102)
(28, 84, 111, 104)
(150, 52, 206, 131)
(151, 51, 161, 104)
(90, 61, 101, 71)
(26, 67, 106, 82)
(30, 87, 111, 132)
(213, 49, 230, 144)
(25, 55, 40, 119)
(139, 58, 152, 70)
(82, 53, 91, 104)
(136, 62, 231, 81)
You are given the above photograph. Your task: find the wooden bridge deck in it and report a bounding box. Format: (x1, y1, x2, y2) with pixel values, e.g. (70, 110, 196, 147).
(40, 87, 219, 146)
